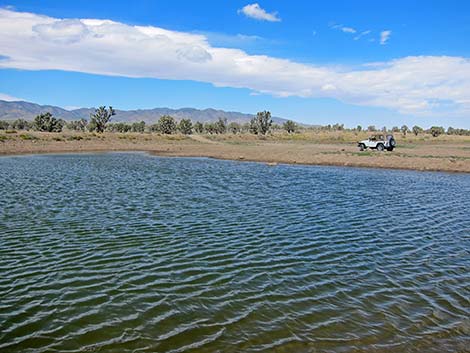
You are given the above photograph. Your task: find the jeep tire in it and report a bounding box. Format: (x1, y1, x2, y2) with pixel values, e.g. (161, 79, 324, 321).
(377, 143, 384, 151)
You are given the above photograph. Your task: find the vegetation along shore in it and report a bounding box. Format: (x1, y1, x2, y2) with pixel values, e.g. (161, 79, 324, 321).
(1, 107, 470, 173)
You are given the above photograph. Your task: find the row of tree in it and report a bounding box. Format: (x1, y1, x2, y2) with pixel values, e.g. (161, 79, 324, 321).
(319, 124, 469, 137)
(1, 108, 469, 137)
(0, 106, 116, 133)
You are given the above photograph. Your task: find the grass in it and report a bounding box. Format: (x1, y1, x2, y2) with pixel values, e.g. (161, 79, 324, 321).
(67, 135, 83, 141)
(0, 135, 10, 142)
(19, 134, 39, 140)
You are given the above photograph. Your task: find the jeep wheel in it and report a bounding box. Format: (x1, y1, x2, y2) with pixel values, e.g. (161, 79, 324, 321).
(377, 143, 384, 151)
(389, 138, 396, 147)
(359, 143, 365, 151)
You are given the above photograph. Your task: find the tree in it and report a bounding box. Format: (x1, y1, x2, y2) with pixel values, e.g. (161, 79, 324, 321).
(34, 112, 63, 132)
(356, 125, 362, 132)
(157, 115, 177, 134)
(131, 121, 146, 133)
(193, 121, 204, 133)
(392, 126, 400, 133)
(67, 119, 88, 132)
(333, 123, 344, 131)
(228, 122, 241, 134)
(429, 126, 445, 137)
(412, 125, 423, 136)
(214, 118, 227, 134)
(367, 125, 377, 132)
(204, 122, 216, 134)
(109, 122, 131, 133)
(0, 120, 9, 130)
(249, 117, 259, 134)
(401, 125, 409, 136)
(250, 111, 272, 135)
(283, 120, 297, 133)
(11, 119, 31, 130)
(178, 118, 193, 135)
(89, 106, 115, 133)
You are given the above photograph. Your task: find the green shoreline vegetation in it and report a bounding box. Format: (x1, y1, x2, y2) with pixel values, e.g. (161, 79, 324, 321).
(1, 106, 470, 138)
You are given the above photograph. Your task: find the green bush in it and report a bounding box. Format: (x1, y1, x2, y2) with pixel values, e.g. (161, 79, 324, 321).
(89, 106, 115, 133)
(429, 126, 445, 137)
(178, 119, 193, 135)
(67, 119, 88, 132)
(34, 113, 64, 132)
(283, 120, 297, 133)
(228, 122, 241, 134)
(250, 111, 272, 135)
(193, 121, 204, 133)
(131, 121, 146, 133)
(19, 134, 38, 140)
(156, 115, 177, 134)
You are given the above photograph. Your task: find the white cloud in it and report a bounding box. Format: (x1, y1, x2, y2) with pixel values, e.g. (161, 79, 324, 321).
(354, 30, 371, 41)
(238, 3, 281, 22)
(0, 92, 23, 101)
(380, 30, 392, 45)
(0, 9, 469, 118)
(341, 26, 356, 34)
(330, 24, 357, 34)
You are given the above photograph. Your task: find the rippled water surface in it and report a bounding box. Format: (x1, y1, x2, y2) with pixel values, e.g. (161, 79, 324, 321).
(1, 153, 469, 353)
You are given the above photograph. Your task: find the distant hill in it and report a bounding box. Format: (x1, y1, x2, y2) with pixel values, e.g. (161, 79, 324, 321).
(0, 100, 290, 125)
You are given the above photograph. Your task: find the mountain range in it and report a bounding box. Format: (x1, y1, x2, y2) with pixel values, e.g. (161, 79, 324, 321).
(0, 100, 290, 125)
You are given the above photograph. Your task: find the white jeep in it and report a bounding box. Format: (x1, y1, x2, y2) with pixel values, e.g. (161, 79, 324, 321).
(358, 134, 396, 151)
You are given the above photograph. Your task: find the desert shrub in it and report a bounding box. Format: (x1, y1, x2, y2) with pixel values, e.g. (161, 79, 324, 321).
(131, 121, 146, 133)
(446, 127, 470, 136)
(67, 135, 83, 141)
(107, 122, 131, 133)
(367, 125, 377, 132)
(283, 120, 297, 133)
(0, 120, 10, 130)
(401, 125, 409, 136)
(228, 122, 241, 134)
(156, 115, 177, 134)
(89, 106, 115, 133)
(214, 118, 227, 134)
(178, 118, 193, 135)
(250, 111, 272, 135)
(0, 135, 9, 142)
(429, 126, 445, 137)
(19, 134, 38, 140)
(34, 113, 63, 132)
(204, 122, 216, 134)
(412, 125, 423, 136)
(67, 119, 88, 132)
(11, 119, 32, 130)
(193, 121, 204, 133)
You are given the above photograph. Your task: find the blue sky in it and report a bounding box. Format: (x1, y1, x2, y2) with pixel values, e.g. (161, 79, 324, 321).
(1, 1, 470, 127)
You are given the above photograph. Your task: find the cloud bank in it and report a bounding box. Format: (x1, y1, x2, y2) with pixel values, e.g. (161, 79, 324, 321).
(0, 9, 469, 117)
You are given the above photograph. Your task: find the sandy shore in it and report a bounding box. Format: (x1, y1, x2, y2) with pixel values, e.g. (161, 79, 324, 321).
(1, 131, 470, 173)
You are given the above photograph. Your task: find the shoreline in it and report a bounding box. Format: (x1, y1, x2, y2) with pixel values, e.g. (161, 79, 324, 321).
(1, 131, 470, 173)
(2, 147, 470, 174)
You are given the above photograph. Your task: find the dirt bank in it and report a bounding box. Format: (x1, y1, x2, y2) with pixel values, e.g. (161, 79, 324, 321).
(1, 131, 470, 173)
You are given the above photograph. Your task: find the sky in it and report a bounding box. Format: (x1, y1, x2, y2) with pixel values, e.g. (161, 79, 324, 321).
(0, 0, 470, 128)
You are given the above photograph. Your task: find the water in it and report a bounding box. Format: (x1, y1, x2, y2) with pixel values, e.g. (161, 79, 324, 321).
(0, 153, 469, 353)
